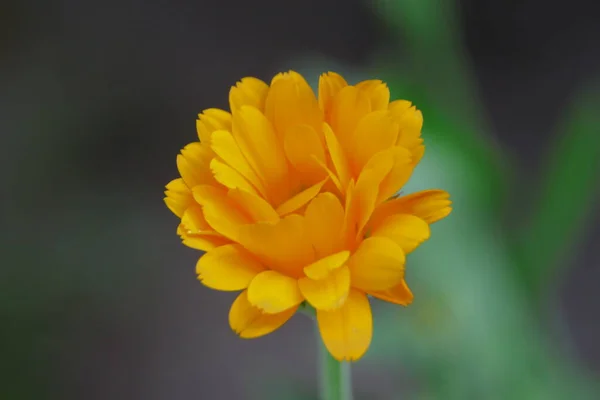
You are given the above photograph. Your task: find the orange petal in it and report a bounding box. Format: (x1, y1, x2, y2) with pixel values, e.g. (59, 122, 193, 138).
(229, 77, 269, 112)
(349, 110, 399, 175)
(318, 72, 348, 118)
(304, 193, 345, 258)
(164, 178, 193, 218)
(276, 178, 328, 216)
(347, 236, 405, 291)
(353, 151, 395, 234)
(265, 71, 323, 136)
(389, 100, 423, 151)
(176, 142, 216, 188)
(193, 185, 251, 241)
(227, 188, 279, 223)
(229, 290, 298, 338)
(317, 289, 372, 361)
(341, 179, 359, 251)
(323, 122, 351, 190)
(178, 207, 230, 251)
(232, 106, 290, 205)
(284, 124, 327, 185)
(196, 244, 265, 291)
(303, 251, 350, 280)
(197, 109, 232, 144)
(237, 214, 315, 278)
(369, 189, 452, 227)
(247, 270, 304, 313)
(299, 265, 350, 311)
(370, 214, 430, 254)
(368, 280, 414, 306)
(210, 130, 267, 196)
(210, 158, 259, 195)
(355, 80, 390, 111)
(328, 86, 371, 152)
(376, 146, 414, 203)
(180, 231, 229, 252)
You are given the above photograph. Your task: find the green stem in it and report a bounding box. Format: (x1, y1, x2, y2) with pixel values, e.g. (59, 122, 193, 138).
(318, 338, 353, 400)
(300, 302, 353, 400)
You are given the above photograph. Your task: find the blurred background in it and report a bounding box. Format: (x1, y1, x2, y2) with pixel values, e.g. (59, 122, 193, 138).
(2, 0, 599, 399)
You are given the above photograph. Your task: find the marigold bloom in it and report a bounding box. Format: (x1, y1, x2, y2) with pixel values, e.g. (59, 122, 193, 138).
(164, 71, 451, 361)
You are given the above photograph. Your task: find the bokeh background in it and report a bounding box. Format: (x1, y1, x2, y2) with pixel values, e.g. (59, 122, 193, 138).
(2, 0, 600, 399)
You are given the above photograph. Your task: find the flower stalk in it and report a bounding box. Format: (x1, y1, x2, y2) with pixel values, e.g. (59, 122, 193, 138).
(318, 338, 353, 400)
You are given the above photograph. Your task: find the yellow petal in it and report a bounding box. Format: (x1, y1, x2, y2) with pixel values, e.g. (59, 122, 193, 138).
(210, 129, 267, 196)
(347, 236, 405, 291)
(389, 100, 423, 151)
(247, 270, 304, 313)
(210, 158, 259, 195)
(229, 77, 269, 111)
(178, 207, 231, 251)
(164, 178, 193, 218)
(323, 122, 351, 189)
(349, 110, 399, 175)
(196, 244, 265, 291)
(353, 151, 394, 234)
(376, 146, 414, 203)
(176, 142, 216, 188)
(299, 265, 350, 310)
(237, 214, 315, 278)
(369, 189, 452, 227)
(318, 72, 348, 118)
(181, 204, 211, 231)
(227, 188, 279, 223)
(283, 124, 327, 184)
(181, 232, 229, 252)
(317, 289, 372, 361)
(197, 109, 232, 143)
(229, 290, 298, 338)
(355, 80, 390, 111)
(265, 71, 323, 136)
(341, 180, 359, 251)
(193, 185, 251, 240)
(371, 214, 430, 254)
(368, 280, 414, 306)
(328, 86, 371, 152)
(232, 106, 290, 205)
(275, 178, 328, 217)
(303, 251, 350, 280)
(304, 193, 345, 258)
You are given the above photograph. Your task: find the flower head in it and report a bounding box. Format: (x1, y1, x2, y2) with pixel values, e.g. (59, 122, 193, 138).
(164, 71, 451, 361)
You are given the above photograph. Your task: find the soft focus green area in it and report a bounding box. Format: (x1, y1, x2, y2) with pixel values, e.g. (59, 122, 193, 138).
(272, 0, 600, 399)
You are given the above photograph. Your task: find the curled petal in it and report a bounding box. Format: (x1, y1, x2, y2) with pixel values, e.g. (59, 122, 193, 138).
(299, 265, 350, 311)
(229, 290, 298, 338)
(247, 270, 304, 313)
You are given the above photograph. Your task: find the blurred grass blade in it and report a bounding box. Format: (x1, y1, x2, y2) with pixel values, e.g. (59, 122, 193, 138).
(519, 82, 600, 294)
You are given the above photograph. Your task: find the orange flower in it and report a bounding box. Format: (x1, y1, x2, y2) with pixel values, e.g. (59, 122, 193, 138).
(164, 71, 451, 361)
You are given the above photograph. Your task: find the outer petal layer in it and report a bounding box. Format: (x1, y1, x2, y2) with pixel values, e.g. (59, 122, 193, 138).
(247, 270, 304, 313)
(317, 289, 373, 361)
(229, 290, 298, 338)
(196, 244, 265, 291)
(370, 189, 452, 227)
(348, 236, 406, 291)
(299, 265, 350, 311)
(368, 280, 414, 306)
(370, 214, 430, 254)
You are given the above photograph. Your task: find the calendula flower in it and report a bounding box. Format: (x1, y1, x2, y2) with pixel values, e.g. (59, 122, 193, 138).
(164, 71, 451, 361)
